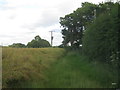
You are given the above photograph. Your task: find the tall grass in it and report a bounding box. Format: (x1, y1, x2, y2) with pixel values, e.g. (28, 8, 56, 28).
(2, 48, 65, 88)
(42, 52, 117, 88)
(2, 48, 117, 88)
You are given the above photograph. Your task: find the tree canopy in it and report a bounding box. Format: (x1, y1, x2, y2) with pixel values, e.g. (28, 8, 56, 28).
(82, 3, 119, 63)
(60, 1, 119, 64)
(9, 43, 26, 48)
(27, 35, 50, 48)
(60, 2, 97, 48)
(9, 35, 50, 48)
(60, 1, 119, 50)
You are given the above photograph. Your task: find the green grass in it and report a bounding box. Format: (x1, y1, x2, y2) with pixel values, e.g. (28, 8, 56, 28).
(2, 48, 117, 88)
(42, 51, 117, 88)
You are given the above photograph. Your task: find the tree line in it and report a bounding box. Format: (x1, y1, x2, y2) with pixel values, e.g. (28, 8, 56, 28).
(60, 1, 120, 87)
(60, 1, 119, 63)
(9, 35, 51, 48)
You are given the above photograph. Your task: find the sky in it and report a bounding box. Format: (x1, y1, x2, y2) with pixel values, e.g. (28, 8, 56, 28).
(0, 0, 107, 46)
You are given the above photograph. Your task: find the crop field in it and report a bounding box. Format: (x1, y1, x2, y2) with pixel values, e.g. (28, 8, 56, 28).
(2, 48, 65, 88)
(2, 48, 117, 88)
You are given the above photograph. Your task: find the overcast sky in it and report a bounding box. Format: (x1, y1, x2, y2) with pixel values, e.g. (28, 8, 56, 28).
(0, 0, 106, 46)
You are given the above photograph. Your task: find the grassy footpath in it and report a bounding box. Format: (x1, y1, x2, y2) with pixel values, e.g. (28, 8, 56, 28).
(21, 51, 117, 88)
(41, 51, 117, 88)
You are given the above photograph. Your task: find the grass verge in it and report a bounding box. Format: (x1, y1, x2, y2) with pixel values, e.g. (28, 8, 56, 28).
(43, 51, 117, 88)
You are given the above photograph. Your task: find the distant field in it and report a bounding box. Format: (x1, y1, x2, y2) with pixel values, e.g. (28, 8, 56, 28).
(2, 48, 65, 88)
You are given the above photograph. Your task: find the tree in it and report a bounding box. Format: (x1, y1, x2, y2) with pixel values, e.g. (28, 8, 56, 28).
(60, 2, 117, 50)
(9, 43, 26, 48)
(60, 2, 97, 49)
(40, 39, 51, 47)
(35, 35, 41, 41)
(82, 2, 119, 63)
(27, 35, 50, 48)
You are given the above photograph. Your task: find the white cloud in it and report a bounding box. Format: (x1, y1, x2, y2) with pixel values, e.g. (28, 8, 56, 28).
(0, 0, 105, 46)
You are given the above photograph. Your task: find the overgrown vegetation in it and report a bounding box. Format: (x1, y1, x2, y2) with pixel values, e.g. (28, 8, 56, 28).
(17, 51, 117, 88)
(82, 2, 119, 64)
(60, 1, 119, 87)
(45, 52, 117, 88)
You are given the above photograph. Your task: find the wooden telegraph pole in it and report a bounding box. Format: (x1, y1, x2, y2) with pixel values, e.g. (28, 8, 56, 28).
(49, 31, 55, 47)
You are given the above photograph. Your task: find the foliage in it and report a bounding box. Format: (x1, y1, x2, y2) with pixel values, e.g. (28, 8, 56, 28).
(60, 2, 105, 48)
(60, 1, 118, 50)
(22, 51, 117, 88)
(27, 35, 50, 48)
(9, 43, 26, 48)
(60, 1, 119, 63)
(60, 2, 97, 48)
(82, 2, 119, 63)
(60, 2, 119, 86)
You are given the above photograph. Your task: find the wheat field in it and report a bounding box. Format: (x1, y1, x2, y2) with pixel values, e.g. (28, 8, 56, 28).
(2, 48, 65, 88)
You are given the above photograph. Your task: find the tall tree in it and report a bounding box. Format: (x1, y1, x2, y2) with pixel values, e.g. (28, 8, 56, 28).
(60, 2, 97, 49)
(82, 2, 119, 63)
(60, 2, 117, 50)
(27, 35, 50, 48)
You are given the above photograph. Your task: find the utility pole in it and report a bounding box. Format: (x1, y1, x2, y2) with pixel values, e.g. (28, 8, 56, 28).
(49, 31, 55, 47)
